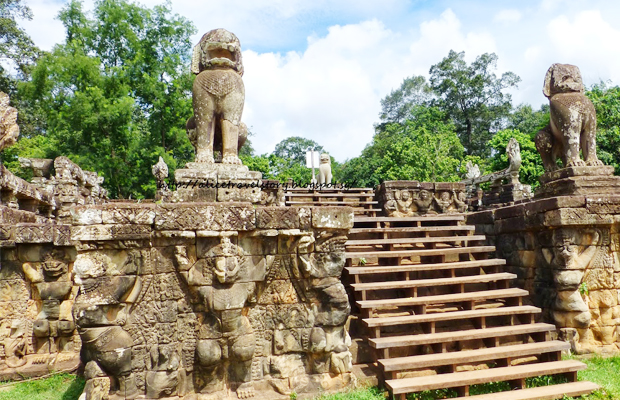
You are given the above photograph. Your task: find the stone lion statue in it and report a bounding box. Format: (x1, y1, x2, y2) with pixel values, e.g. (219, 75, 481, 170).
(186, 29, 247, 164)
(535, 64, 602, 171)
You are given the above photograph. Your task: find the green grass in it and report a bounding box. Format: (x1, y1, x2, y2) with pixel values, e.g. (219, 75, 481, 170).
(0, 373, 85, 400)
(0, 355, 618, 400)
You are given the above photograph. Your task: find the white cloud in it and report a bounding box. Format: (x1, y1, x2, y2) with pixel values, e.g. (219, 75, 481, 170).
(494, 9, 522, 23)
(18, 0, 620, 162)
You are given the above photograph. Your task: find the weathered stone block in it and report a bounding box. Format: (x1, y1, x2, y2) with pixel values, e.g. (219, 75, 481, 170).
(15, 224, 53, 243)
(100, 204, 156, 225)
(70, 207, 102, 225)
(256, 207, 301, 229)
(311, 207, 354, 229)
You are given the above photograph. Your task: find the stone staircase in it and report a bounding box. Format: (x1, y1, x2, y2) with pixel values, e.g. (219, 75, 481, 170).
(344, 214, 599, 400)
(284, 187, 381, 216)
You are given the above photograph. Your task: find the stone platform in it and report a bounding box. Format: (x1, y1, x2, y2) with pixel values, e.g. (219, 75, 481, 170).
(174, 163, 262, 203)
(536, 166, 620, 197)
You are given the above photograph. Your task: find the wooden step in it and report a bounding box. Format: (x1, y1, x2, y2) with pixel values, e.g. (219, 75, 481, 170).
(286, 192, 373, 197)
(386, 360, 586, 395)
(350, 225, 476, 234)
(352, 272, 515, 292)
(346, 259, 506, 275)
(370, 323, 556, 349)
(287, 200, 378, 205)
(364, 305, 540, 328)
(452, 381, 600, 400)
(380, 341, 569, 372)
(355, 215, 464, 223)
(346, 245, 495, 259)
(345, 235, 486, 246)
(357, 288, 527, 309)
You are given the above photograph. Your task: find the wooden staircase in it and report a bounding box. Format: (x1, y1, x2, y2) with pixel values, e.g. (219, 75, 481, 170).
(284, 187, 381, 216)
(344, 213, 599, 400)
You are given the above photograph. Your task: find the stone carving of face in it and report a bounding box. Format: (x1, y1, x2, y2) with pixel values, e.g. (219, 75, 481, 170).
(440, 191, 450, 201)
(401, 190, 410, 201)
(214, 237, 241, 284)
(420, 190, 430, 200)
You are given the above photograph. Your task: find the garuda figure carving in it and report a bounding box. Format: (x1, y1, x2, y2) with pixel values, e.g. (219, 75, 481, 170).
(535, 64, 602, 171)
(187, 29, 247, 165)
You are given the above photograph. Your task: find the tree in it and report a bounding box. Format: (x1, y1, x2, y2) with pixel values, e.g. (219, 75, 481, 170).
(507, 104, 549, 136)
(340, 106, 464, 187)
(0, 0, 39, 91)
(273, 136, 323, 167)
(378, 75, 433, 125)
(14, 0, 196, 198)
(587, 82, 620, 173)
(429, 50, 520, 157)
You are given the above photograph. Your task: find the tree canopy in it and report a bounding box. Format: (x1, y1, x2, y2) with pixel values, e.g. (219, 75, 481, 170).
(429, 50, 520, 157)
(9, 0, 196, 198)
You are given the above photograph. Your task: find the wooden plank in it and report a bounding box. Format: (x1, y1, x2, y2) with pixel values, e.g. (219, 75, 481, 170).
(357, 288, 528, 309)
(380, 341, 569, 372)
(451, 381, 600, 400)
(350, 225, 476, 234)
(354, 215, 465, 223)
(345, 235, 486, 246)
(352, 272, 516, 291)
(286, 192, 374, 197)
(386, 360, 586, 394)
(346, 259, 506, 275)
(345, 245, 495, 259)
(369, 323, 556, 349)
(287, 200, 379, 205)
(363, 305, 540, 328)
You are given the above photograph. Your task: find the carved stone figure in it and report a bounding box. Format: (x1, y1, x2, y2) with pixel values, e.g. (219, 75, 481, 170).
(191, 236, 257, 398)
(535, 64, 602, 171)
(0, 91, 18, 152)
(465, 161, 480, 179)
(415, 190, 433, 214)
(152, 156, 169, 186)
(187, 29, 246, 165)
(318, 153, 332, 184)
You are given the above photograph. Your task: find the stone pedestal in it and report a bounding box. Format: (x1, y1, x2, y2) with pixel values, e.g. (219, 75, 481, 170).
(174, 163, 262, 203)
(535, 166, 620, 198)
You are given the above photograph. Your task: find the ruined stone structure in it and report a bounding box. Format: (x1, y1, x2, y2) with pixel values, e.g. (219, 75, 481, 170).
(467, 63, 620, 355)
(0, 27, 355, 399)
(376, 181, 467, 217)
(462, 138, 532, 209)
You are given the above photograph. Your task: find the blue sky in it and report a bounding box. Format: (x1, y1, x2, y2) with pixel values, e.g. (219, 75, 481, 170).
(21, 0, 620, 161)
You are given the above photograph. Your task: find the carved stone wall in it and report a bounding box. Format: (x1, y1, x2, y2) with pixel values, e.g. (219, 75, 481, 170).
(0, 201, 354, 399)
(377, 181, 467, 216)
(468, 195, 620, 355)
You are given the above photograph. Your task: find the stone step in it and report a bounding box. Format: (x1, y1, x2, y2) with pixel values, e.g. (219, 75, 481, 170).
(345, 245, 495, 259)
(352, 272, 516, 292)
(345, 235, 486, 246)
(354, 215, 465, 223)
(386, 360, 586, 396)
(380, 340, 569, 373)
(346, 259, 506, 276)
(364, 305, 541, 328)
(369, 323, 556, 349)
(350, 225, 476, 234)
(450, 381, 600, 400)
(357, 288, 528, 310)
